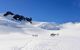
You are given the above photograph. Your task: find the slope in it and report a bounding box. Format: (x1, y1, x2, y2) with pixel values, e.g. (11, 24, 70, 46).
(0, 13, 80, 50)
(0, 13, 59, 50)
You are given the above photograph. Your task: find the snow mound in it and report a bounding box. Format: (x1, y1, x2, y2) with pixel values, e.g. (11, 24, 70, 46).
(32, 21, 60, 30)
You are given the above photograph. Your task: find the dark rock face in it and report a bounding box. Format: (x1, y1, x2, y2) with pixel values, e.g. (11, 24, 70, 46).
(25, 17, 32, 24)
(13, 15, 32, 24)
(13, 15, 25, 21)
(3, 11, 32, 24)
(4, 11, 14, 16)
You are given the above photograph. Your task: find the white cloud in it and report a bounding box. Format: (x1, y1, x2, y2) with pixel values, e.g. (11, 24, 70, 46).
(59, 22, 80, 37)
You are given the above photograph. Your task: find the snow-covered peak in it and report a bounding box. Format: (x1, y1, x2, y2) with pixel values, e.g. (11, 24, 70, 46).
(0, 13, 55, 36)
(0, 12, 61, 31)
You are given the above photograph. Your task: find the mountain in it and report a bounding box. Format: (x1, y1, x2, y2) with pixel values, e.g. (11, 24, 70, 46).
(0, 12, 59, 50)
(0, 12, 80, 50)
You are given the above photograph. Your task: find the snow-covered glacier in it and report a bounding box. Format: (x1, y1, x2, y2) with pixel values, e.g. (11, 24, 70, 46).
(0, 13, 80, 50)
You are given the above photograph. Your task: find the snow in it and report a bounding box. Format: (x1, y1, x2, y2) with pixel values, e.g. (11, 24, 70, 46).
(31, 21, 60, 30)
(0, 13, 80, 50)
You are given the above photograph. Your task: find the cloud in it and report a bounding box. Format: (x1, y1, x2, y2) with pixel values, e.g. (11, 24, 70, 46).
(59, 22, 80, 37)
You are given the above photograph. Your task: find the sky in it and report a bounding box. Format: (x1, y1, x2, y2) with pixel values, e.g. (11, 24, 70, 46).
(0, 0, 80, 23)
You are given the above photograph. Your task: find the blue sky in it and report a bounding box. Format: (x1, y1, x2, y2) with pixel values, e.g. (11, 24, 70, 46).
(0, 0, 80, 23)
